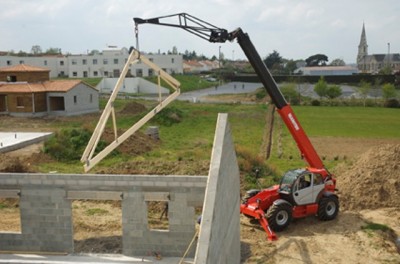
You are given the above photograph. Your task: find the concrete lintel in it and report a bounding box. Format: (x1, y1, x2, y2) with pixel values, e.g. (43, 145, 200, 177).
(67, 191, 123, 200)
(144, 192, 170, 201)
(0, 189, 20, 198)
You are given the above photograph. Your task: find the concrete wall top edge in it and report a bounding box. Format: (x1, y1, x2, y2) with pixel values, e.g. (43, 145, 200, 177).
(0, 173, 208, 189)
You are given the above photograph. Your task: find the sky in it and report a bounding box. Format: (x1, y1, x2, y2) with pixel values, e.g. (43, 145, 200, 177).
(1, 0, 399, 64)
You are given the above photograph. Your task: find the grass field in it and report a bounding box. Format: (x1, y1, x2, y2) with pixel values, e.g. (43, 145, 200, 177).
(25, 98, 400, 184)
(294, 106, 400, 138)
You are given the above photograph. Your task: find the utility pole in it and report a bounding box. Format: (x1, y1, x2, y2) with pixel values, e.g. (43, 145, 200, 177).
(219, 46, 222, 85)
(387, 42, 391, 69)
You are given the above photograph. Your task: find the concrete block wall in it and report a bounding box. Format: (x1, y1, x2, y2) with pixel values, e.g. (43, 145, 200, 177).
(0, 174, 206, 256)
(0, 113, 242, 262)
(194, 113, 241, 264)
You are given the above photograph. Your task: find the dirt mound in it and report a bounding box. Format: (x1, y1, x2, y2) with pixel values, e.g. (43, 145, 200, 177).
(118, 101, 146, 115)
(337, 144, 400, 211)
(101, 129, 158, 156)
(96, 160, 210, 175)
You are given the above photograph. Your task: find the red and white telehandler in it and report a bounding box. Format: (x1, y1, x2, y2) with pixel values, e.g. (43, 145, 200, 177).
(134, 13, 339, 240)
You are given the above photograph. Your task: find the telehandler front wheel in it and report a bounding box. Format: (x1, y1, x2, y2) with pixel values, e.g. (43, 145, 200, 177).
(266, 202, 293, 232)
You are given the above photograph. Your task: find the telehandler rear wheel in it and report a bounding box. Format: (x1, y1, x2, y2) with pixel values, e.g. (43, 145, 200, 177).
(266, 202, 292, 232)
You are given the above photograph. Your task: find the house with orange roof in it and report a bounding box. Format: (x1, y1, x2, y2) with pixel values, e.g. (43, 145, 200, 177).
(0, 64, 99, 117)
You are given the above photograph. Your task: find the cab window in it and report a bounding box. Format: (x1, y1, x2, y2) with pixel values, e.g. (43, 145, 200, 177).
(313, 174, 324, 185)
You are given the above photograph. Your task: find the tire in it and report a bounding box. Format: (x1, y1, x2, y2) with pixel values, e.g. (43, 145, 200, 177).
(266, 202, 293, 232)
(318, 196, 339, 221)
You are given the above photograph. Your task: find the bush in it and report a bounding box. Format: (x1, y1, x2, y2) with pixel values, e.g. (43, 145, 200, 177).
(44, 128, 103, 161)
(255, 88, 267, 100)
(384, 99, 400, 108)
(311, 99, 320, 106)
(153, 106, 183, 126)
(235, 145, 279, 189)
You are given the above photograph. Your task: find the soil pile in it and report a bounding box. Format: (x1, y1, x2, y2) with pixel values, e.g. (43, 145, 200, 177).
(101, 129, 158, 156)
(337, 144, 400, 211)
(118, 101, 146, 115)
(96, 159, 210, 175)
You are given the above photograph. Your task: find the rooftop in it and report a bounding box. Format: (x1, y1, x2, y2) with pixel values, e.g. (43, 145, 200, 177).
(0, 80, 87, 93)
(0, 64, 50, 72)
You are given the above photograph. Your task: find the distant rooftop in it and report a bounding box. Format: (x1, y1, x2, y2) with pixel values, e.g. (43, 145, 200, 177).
(0, 64, 50, 72)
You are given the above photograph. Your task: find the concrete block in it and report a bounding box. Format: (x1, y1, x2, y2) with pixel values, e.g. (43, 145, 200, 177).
(0, 189, 20, 198)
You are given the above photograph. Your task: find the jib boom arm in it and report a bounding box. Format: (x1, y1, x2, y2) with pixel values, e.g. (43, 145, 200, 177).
(134, 13, 324, 170)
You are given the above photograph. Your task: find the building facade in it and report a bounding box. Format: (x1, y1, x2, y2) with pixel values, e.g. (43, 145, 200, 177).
(0, 47, 183, 79)
(296, 66, 359, 76)
(0, 64, 99, 117)
(357, 23, 400, 74)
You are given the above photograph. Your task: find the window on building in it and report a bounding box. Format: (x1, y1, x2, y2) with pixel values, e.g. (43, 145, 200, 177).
(60, 61, 65, 66)
(93, 71, 98, 77)
(44, 60, 47, 66)
(103, 59, 108, 65)
(171, 58, 175, 63)
(114, 58, 118, 64)
(90, 94, 93, 103)
(136, 69, 143, 77)
(82, 59, 87, 65)
(72, 59, 77, 65)
(16, 97, 24, 107)
(83, 71, 88, 77)
(126, 69, 132, 77)
(19, 60, 24, 64)
(104, 71, 108, 77)
(72, 72, 77, 77)
(59, 71, 65, 77)
(7, 75, 17, 82)
(6, 60, 11, 65)
(148, 69, 154, 76)
(149, 58, 154, 62)
(113, 69, 120, 77)
(93, 59, 98, 65)
(74, 95, 77, 104)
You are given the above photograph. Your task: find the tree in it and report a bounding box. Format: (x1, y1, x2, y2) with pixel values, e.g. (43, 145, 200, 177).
(378, 66, 392, 75)
(280, 83, 299, 105)
(382, 83, 397, 100)
(45, 47, 61, 55)
(283, 59, 298, 75)
(172, 46, 178, 55)
(306, 54, 328, 66)
(31, 45, 42, 55)
(330, 58, 346, 66)
(326, 85, 342, 99)
(314, 76, 328, 98)
(264, 50, 283, 70)
(357, 80, 371, 107)
(88, 49, 100, 55)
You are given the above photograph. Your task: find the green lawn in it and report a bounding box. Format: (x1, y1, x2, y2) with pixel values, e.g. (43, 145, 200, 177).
(293, 106, 400, 138)
(35, 100, 400, 180)
(145, 74, 218, 92)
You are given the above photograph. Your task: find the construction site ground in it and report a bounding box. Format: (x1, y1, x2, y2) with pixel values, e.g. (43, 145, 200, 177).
(1, 111, 400, 263)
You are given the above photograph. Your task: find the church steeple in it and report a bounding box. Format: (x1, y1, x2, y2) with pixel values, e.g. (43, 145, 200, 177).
(357, 23, 368, 63)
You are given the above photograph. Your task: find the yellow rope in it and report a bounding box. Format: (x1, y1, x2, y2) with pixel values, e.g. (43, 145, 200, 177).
(179, 229, 199, 264)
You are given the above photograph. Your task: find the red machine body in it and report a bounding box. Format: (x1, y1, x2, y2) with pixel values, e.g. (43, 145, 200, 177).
(134, 13, 339, 240)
